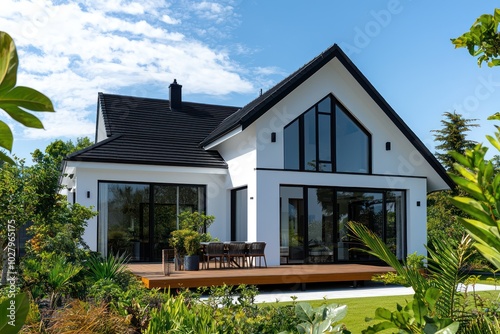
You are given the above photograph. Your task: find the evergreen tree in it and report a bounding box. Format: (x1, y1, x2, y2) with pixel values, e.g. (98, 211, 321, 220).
(427, 112, 483, 268)
(431, 111, 479, 172)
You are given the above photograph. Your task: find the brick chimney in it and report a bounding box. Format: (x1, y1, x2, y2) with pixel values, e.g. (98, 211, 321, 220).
(169, 79, 182, 110)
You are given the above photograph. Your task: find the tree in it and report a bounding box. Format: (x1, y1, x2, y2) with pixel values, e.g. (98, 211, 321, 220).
(0, 32, 55, 164)
(431, 112, 479, 172)
(0, 138, 94, 287)
(452, 8, 500, 67)
(449, 8, 500, 271)
(427, 113, 479, 253)
(24, 138, 94, 257)
(0, 158, 37, 285)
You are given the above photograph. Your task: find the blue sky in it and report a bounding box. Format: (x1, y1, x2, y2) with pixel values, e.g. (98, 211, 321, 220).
(2, 0, 500, 162)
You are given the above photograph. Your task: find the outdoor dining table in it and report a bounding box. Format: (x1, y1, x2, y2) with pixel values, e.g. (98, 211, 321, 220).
(200, 241, 250, 269)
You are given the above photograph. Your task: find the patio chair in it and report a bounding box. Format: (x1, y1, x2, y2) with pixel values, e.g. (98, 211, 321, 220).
(203, 242, 226, 269)
(247, 242, 267, 268)
(226, 242, 248, 268)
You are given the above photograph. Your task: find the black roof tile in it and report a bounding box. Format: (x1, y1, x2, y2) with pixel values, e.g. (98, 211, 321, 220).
(67, 94, 239, 168)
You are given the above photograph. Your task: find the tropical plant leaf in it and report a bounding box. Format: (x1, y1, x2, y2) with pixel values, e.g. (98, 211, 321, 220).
(361, 321, 397, 334)
(458, 217, 500, 247)
(295, 302, 315, 323)
(0, 86, 54, 112)
(449, 174, 485, 200)
(0, 293, 30, 334)
(1, 105, 44, 129)
(449, 197, 497, 226)
(324, 303, 348, 323)
(348, 221, 429, 295)
(87, 252, 130, 281)
(426, 236, 472, 319)
(0, 32, 18, 94)
(0, 31, 55, 164)
(434, 321, 460, 334)
(373, 307, 392, 321)
(474, 242, 500, 270)
(0, 150, 14, 165)
(0, 120, 13, 151)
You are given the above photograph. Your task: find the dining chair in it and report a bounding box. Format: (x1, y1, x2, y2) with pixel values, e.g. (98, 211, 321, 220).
(226, 242, 247, 268)
(247, 242, 267, 268)
(203, 242, 226, 269)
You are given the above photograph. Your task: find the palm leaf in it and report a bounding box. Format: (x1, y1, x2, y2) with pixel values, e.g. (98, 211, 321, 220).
(348, 221, 429, 296)
(426, 234, 473, 318)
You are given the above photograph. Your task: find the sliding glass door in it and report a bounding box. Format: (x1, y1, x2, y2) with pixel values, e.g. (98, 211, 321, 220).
(280, 186, 405, 264)
(98, 182, 206, 261)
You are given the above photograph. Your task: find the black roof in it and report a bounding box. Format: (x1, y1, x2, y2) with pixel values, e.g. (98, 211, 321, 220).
(67, 94, 239, 168)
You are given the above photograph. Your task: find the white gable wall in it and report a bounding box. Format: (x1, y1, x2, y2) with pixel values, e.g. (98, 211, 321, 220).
(96, 103, 107, 143)
(62, 161, 229, 251)
(237, 57, 444, 265)
(256, 58, 447, 190)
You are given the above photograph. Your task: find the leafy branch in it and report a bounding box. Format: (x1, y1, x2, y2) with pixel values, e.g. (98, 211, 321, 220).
(0, 31, 55, 164)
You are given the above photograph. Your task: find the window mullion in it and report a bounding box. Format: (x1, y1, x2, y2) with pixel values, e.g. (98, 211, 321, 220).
(315, 106, 319, 171)
(299, 116, 304, 170)
(332, 99, 337, 172)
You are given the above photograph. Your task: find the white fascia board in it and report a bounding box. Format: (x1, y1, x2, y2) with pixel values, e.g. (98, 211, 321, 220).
(64, 161, 228, 175)
(203, 126, 242, 150)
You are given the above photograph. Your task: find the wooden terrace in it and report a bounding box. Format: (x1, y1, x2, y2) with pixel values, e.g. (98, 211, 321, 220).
(128, 263, 396, 289)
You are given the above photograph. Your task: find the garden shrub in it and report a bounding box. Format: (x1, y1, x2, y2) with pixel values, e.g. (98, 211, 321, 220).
(47, 300, 134, 334)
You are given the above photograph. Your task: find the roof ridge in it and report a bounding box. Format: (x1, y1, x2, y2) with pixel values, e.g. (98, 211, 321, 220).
(99, 92, 241, 110)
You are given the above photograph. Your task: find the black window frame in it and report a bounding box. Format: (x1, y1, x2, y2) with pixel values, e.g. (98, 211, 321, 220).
(283, 94, 372, 174)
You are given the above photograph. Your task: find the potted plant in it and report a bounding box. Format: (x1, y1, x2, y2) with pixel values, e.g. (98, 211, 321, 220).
(169, 229, 200, 271)
(183, 232, 201, 271)
(169, 211, 215, 270)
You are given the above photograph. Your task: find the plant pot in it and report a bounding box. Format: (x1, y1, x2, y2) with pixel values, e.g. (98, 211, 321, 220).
(184, 255, 199, 271)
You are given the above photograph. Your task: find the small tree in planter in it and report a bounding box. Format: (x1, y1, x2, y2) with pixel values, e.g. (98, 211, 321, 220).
(178, 211, 215, 241)
(184, 232, 201, 271)
(169, 212, 215, 270)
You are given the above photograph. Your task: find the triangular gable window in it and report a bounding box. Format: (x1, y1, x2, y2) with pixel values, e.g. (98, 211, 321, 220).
(284, 95, 371, 173)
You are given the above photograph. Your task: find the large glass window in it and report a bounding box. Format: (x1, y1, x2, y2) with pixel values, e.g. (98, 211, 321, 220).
(336, 106, 370, 173)
(98, 182, 206, 261)
(280, 187, 305, 263)
(283, 95, 370, 173)
(304, 108, 316, 171)
(284, 120, 300, 170)
(231, 187, 248, 241)
(280, 186, 405, 264)
(307, 188, 334, 263)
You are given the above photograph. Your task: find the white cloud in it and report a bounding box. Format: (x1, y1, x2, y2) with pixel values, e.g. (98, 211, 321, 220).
(192, 1, 235, 23)
(0, 0, 264, 142)
(161, 14, 181, 25)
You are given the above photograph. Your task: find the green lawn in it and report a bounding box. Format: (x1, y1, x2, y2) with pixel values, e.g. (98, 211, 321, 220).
(277, 289, 500, 333)
(303, 294, 413, 333)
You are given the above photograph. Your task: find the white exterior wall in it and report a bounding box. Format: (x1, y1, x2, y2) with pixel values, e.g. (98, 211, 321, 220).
(63, 161, 229, 251)
(96, 103, 107, 143)
(215, 125, 258, 241)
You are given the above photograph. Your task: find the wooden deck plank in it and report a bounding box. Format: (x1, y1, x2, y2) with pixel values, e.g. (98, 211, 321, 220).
(128, 263, 396, 289)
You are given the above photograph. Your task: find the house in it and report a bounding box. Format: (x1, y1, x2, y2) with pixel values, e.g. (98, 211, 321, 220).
(60, 44, 452, 266)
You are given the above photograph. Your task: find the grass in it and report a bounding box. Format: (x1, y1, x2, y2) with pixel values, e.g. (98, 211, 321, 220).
(317, 294, 412, 333)
(272, 290, 500, 333)
(269, 294, 413, 333)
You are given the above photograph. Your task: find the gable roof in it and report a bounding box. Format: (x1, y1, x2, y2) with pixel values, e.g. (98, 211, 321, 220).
(67, 94, 239, 168)
(200, 43, 454, 189)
